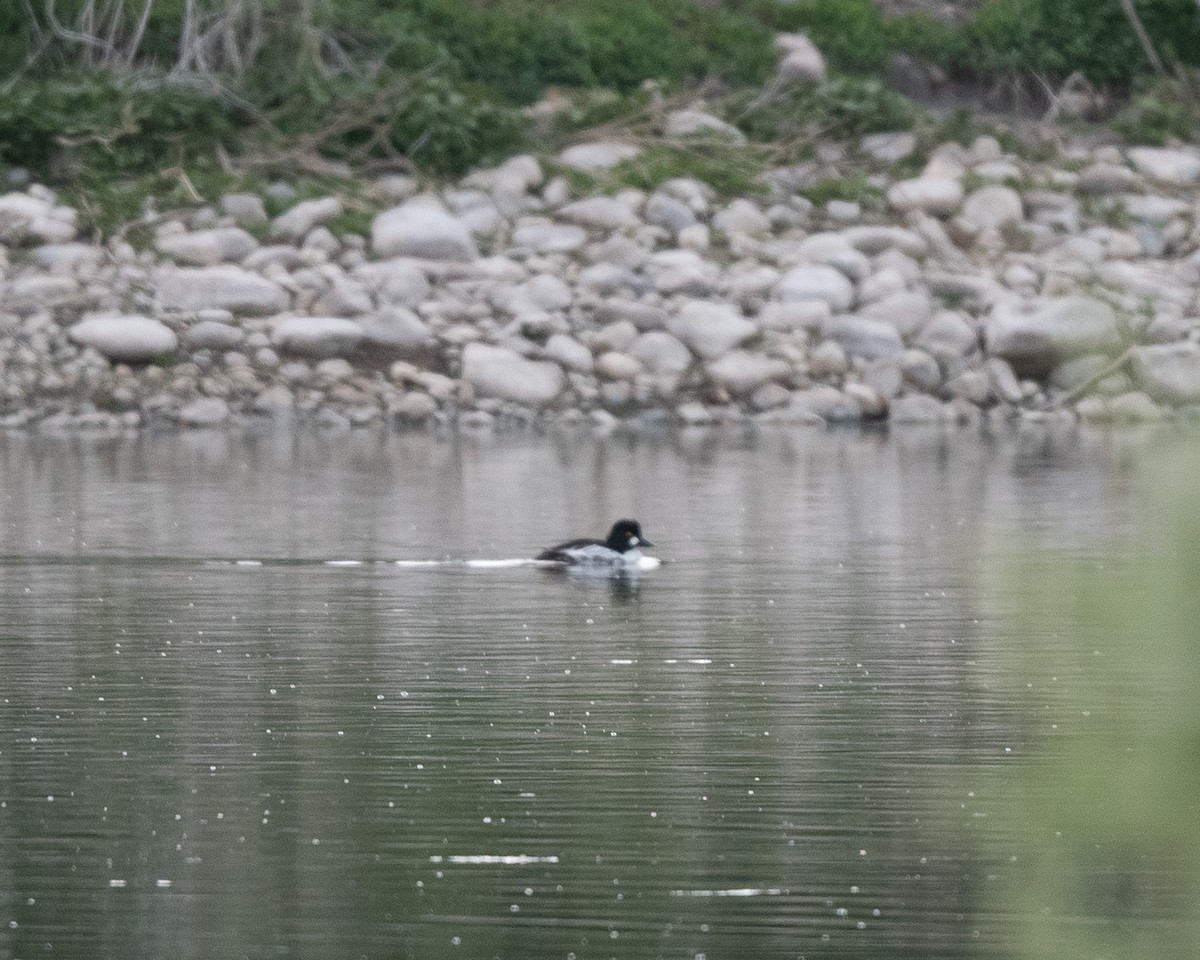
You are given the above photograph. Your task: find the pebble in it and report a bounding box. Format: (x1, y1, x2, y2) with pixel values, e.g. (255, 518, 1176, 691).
(669, 301, 757, 360)
(462, 343, 565, 406)
(2, 55, 1200, 432)
(371, 201, 478, 261)
(68, 313, 177, 362)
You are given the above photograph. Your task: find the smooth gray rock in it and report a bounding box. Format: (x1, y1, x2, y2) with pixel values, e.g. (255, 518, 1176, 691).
(545, 333, 594, 373)
(864, 357, 904, 398)
(960, 185, 1024, 231)
(916, 312, 978, 357)
(185, 320, 245, 351)
(669, 302, 757, 360)
(29, 242, 101, 272)
(514, 274, 573, 311)
(985, 297, 1122, 378)
(890, 393, 953, 422)
(0, 192, 76, 243)
(984, 357, 1023, 404)
(1050, 353, 1112, 392)
(596, 299, 669, 331)
(389, 391, 439, 423)
(155, 227, 258, 265)
(713, 199, 770, 237)
(707, 350, 788, 395)
(630, 331, 692, 374)
(820, 314, 904, 360)
(1077, 162, 1141, 194)
(774, 33, 827, 83)
(946, 369, 991, 405)
(676, 400, 716, 425)
(786, 386, 861, 422)
(887, 177, 964, 216)
(595, 351, 643, 381)
(808, 339, 849, 378)
(860, 290, 933, 339)
(750, 382, 792, 411)
(645, 193, 698, 232)
(69, 313, 177, 362)
(1127, 147, 1200, 187)
(759, 300, 830, 333)
(220, 193, 268, 225)
(312, 278, 373, 316)
(775, 264, 854, 312)
(462, 342, 565, 406)
(841, 225, 928, 257)
(176, 396, 230, 427)
(648, 249, 720, 296)
(900, 348, 942, 392)
(155, 266, 289, 315)
(1121, 194, 1189, 225)
(371, 202, 478, 261)
(356, 307, 434, 353)
(355, 259, 431, 307)
(270, 316, 365, 358)
(511, 220, 589, 253)
(1130, 343, 1200, 405)
(253, 384, 295, 415)
(3, 274, 78, 312)
(798, 232, 871, 280)
(271, 197, 343, 241)
(859, 132, 916, 164)
(1106, 391, 1165, 421)
(557, 142, 640, 171)
(559, 197, 641, 231)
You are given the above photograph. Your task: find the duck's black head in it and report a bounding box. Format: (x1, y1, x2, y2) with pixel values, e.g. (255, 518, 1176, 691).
(605, 519, 653, 553)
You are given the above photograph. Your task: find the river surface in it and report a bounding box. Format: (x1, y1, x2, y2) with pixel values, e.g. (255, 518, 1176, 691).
(0, 423, 1191, 960)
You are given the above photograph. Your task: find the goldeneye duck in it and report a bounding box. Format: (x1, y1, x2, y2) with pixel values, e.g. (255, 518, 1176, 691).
(537, 519, 655, 568)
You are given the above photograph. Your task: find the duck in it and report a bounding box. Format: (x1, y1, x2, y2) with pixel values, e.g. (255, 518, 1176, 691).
(536, 519, 656, 569)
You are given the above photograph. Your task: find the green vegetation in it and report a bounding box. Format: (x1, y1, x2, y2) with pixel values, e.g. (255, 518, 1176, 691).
(800, 172, 885, 208)
(610, 143, 772, 199)
(3, 0, 1200, 225)
(730, 76, 921, 143)
(956, 0, 1200, 85)
(1112, 75, 1200, 146)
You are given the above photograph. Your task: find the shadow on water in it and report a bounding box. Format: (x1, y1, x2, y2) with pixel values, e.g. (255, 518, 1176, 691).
(0, 423, 1194, 959)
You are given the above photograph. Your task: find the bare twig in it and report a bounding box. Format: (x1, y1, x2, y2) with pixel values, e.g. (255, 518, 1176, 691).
(1117, 0, 1168, 77)
(43, 0, 109, 52)
(125, 0, 155, 65)
(1050, 347, 1135, 409)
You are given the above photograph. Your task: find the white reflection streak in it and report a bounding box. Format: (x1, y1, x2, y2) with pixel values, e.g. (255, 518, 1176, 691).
(429, 855, 560, 865)
(671, 888, 786, 897)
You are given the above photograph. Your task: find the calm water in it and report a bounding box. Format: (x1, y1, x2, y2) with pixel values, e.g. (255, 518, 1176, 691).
(0, 424, 1187, 960)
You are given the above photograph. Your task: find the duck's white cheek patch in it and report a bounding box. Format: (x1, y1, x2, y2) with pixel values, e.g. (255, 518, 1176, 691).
(630, 537, 640, 546)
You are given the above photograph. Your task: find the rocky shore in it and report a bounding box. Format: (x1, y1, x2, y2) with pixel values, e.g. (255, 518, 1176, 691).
(3, 59, 1200, 433)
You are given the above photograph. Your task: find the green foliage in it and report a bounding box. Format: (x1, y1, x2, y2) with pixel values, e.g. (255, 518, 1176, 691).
(747, 0, 891, 73)
(881, 13, 963, 68)
(0, 72, 243, 179)
(610, 144, 770, 199)
(356, 0, 774, 105)
(959, 0, 1200, 86)
(1112, 78, 1200, 145)
(385, 74, 526, 176)
(732, 76, 921, 143)
(533, 88, 656, 141)
(801, 172, 884, 207)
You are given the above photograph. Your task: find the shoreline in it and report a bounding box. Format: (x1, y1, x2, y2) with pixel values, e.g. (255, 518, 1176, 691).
(3, 48, 1200, 436)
